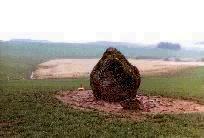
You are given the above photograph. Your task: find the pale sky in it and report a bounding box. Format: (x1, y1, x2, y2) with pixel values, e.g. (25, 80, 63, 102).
(0, 0, 204, 44)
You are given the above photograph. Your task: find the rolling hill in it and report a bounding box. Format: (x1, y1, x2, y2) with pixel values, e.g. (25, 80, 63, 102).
(1, 39, 204, 60)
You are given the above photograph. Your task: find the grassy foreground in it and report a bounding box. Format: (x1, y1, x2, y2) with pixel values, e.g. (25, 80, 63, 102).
(1, 67, 204, 137)
(1, 54, 204, 137)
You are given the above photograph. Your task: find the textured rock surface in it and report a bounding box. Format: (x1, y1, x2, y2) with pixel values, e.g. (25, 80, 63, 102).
(120, 99, 144, 110)
(90, 47, 141, 102)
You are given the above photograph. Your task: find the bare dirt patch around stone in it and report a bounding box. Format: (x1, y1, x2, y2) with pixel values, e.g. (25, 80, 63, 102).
(56, 90, 204, 120)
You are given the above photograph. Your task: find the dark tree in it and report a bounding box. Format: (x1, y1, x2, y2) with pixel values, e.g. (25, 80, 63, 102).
(157, 42, 181, 50)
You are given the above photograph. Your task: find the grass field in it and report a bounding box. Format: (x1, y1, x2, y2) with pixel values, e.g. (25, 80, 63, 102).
(1, 79, 204, 137)
(141, 67, 204, 104)
(1, 52, 204, 137)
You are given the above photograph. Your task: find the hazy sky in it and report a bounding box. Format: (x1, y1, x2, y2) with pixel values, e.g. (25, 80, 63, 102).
(0, 0, 204, 44)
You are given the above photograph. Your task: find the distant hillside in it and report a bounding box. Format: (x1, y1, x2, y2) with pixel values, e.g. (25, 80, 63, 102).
(1, 39, 204, 80)
(9, 39, 50, 43)
(157, 42, 181, 50)
(0, 39, 204, 60)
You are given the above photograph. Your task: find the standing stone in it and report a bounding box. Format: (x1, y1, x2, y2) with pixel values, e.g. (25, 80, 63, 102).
(90, 47, 141, 103)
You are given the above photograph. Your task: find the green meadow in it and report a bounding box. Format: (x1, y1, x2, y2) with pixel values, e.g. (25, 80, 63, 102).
(1, 44, 204, 137)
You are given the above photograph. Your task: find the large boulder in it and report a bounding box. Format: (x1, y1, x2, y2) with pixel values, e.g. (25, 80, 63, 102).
(90, 47, 141, 102)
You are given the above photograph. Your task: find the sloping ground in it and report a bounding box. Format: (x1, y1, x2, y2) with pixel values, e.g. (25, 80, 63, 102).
(32, 59, 204, 79)
(56, 90, 204, 120)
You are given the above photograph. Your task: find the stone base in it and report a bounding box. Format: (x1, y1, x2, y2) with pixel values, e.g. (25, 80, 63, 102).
(120, 99, 144, 110)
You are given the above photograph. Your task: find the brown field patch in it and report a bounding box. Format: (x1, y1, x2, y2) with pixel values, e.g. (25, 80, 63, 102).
(32, 59, 204, 79)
